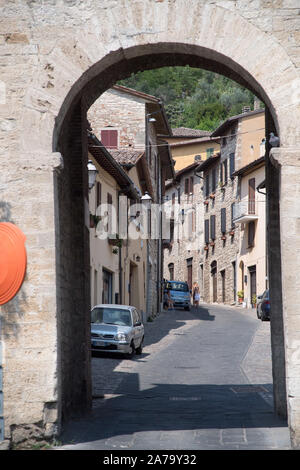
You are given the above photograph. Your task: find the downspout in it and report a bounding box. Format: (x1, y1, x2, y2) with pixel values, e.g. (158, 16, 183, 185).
(117, 190, 123, 304)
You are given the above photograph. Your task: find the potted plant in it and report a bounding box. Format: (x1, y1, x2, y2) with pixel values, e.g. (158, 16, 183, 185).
(221, 234, 226, 240)
(112, 247, 118, 255)
(90, 213, 102, 228)
(204, 200, 209, 205)
(229, 229, 235, 236)
(209, 193, 215, 199)
(237, 290, 244, 304)
(252, 294, 257, 308)
(108, 233, 123, 248)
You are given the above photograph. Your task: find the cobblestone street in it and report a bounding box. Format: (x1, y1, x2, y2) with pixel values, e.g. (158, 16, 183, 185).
(59, 304, 290, 450)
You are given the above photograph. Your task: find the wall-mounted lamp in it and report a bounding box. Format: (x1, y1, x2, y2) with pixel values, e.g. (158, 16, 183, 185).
(141, 191, 152, 208)
(88, 160, 98, 190)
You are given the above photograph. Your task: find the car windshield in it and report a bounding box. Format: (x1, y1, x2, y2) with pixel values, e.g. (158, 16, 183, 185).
(166, 282, 189, 292)
(91, 307, 132, 327)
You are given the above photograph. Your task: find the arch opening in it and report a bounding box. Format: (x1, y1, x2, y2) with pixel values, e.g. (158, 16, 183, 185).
(52, 42, 285, 435)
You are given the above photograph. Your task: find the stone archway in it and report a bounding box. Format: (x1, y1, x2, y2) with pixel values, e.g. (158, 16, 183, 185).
(1, 1, 300, 447)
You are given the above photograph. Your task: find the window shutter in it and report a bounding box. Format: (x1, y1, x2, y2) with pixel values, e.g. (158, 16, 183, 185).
(230, 153, 235, 177)
(248, 178, 256, 214)
(210, 215, 216, 240)
(219, 164, 223, 185)
(172, 192, 176, 205)
(221, 208, 226, 233)
(190, 176, 194, 194)
(205, 174, 210, 197)
(96, 182, 101, 208)
(231, 203, 235, 229)
(248, 221, 255, 247)
(212, 168, 216, 192)
(204, 219, 209, 244)
(177, 187, 181, 204)
(224, 160, 228, 184)
(101, 129, 118, 149)
(185, 178, 189, 194)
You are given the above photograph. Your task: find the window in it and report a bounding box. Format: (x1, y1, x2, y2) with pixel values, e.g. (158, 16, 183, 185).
(170, 218, 175, 242)
(100, 129, 118, 149)
(206, 147, 214, 158)
(221, 208, 226, 234)
(248, 221, 255, 247)
(96, 182, 101, 208)
(211, 168, 217, 193)
(204, 219, 209, 244)
(229, 153, 235, 178)
(177, 186, 181, 204)
(248, 178, 256, 214)
(219, 163, 223, 185)
(184, 177, 194, 195)
(107, 193, 113, 233)
(184, 178, 189, 194)
(231, 203, 235, 229)
(223, 160, 228, 184)
(210, 215, 216, 240)
(205, 173, 210, 197)
(168, 263, 174, 281)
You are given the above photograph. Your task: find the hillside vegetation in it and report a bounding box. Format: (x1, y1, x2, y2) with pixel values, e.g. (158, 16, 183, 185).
(118, 66, 257, 132)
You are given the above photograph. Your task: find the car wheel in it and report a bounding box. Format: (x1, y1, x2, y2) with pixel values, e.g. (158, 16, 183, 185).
(125, 342, 135, 359)
(135, 337, 144, 355)
(257, 307, 261, 319)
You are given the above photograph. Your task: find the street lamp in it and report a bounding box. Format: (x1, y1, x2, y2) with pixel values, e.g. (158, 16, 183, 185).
(88, 160, 98, 190)
(141, 191, 152, 207)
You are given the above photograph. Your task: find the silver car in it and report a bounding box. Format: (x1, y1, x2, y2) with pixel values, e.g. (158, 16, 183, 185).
(91, 304, 144, 358)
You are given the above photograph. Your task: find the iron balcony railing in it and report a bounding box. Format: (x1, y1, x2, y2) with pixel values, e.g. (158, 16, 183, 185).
(232, 197, 258, 223)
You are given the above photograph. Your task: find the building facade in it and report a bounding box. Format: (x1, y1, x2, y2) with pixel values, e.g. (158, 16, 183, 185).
(163, 162, 204, 296)
(88, 85, 174, 317)
(197, 108, 266, 305)
(232, 157, 266, 308)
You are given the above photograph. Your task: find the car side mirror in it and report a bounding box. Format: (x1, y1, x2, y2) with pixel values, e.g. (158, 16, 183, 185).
(134, 321, 142, 327)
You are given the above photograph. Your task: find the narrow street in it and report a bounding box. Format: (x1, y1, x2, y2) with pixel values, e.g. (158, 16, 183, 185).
(59, 304, 290, 450)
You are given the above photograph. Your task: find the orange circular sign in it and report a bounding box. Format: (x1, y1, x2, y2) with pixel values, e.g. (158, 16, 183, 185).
(0, 222, 27, 305)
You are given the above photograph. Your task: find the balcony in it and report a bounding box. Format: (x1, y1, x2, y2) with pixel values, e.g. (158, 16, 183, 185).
(232, 197, 258, 224)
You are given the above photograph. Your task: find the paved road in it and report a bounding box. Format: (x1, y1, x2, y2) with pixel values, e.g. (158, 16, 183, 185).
(59, 303, 291, 450)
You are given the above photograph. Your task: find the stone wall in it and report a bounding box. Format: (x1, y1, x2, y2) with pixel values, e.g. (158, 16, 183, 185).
(1, 0, 300, 447)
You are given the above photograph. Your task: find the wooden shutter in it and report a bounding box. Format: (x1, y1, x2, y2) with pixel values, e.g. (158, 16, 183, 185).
(177, 187, 181, 204)
(172, 192, 176, 205)
(107, 193, 113, 233)
(248, 178, 256, 214)
(231, 203, 235, 229)
(248, 221, 255, 247)
(190, 176, 194, 194)
(185, 178, 189, 194)
(101, 129, 118, 149)
(221, 208, 226, 233)
(210, 215, 216, 240)
(224, 160, 228, 184)
(204, 219, 209, 244)
(96, 182, 101, 207)
(230, 153, 235, 178)
(219, 163, 223, 184)
(205, 174, 210, 197)
(211, 168, 216, 192)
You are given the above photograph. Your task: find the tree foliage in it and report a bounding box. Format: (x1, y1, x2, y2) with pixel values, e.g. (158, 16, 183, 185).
(118, 66, 256, 131)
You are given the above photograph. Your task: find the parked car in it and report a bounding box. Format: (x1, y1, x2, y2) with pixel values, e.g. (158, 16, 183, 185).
(91, 304, 144, 358)
(256, 290, 270, 321)
(164, 281, 191, 311)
